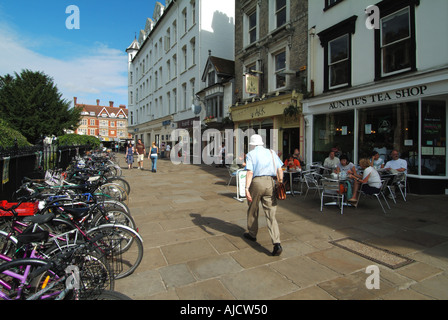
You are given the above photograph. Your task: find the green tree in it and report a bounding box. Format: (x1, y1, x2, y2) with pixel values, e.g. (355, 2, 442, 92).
(0, 69, 81, 144)
(0, 118, 31, 148)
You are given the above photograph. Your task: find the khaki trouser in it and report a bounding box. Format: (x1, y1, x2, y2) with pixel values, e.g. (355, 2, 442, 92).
(247, 176, 281, 244)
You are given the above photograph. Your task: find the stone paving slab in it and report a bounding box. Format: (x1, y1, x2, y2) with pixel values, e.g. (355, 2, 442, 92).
(113, 157, 448, 300)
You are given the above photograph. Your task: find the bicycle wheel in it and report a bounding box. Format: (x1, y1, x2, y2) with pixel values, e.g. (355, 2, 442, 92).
(102, 199, 131, 216)
(105, 177, 130, 195)
(96, 183, 128, 204)
(91, 206, 137, 230)
(86, 224, 143, 279)
(44, 240, 115, 296)
(0, 258, 62, 300)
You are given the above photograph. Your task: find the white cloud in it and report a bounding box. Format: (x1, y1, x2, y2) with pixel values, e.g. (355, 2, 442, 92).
(0, 22, 128, 106)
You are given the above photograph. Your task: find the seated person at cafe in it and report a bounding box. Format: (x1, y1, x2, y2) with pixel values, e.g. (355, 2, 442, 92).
(384, 150, 407, 173)
(292, 148, 305, 167)
(334, 154, 356, 177)
(323, 150, 340, 168)
(371, 151, 385, 169)
(348, 158, 382, 203)
(283, 154, 301, 189)
(284, 154, 301, 170)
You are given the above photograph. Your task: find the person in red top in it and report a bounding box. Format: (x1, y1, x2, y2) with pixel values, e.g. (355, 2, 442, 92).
(283, 155, 301, 189)
(284, 155, 301, 170)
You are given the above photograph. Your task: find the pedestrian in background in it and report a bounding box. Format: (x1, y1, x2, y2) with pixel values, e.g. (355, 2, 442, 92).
(244, 134, 284, 256)
(149, 142, 159, 173)
(135, 139, 146, 170)
(125, 141, 134, 169)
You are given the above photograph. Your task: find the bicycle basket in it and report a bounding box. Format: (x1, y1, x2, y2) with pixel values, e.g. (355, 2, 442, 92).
(0, 201, 39, 217)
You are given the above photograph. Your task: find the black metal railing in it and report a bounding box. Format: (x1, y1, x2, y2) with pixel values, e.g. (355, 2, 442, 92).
(0, 144, 90, 201)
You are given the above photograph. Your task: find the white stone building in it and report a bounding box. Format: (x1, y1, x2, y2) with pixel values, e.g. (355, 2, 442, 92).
(126, 0, 235, 154)
(303, 0, 448, 194)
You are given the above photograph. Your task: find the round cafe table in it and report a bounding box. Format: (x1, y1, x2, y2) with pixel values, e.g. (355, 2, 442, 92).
(284, 168, 302, 196)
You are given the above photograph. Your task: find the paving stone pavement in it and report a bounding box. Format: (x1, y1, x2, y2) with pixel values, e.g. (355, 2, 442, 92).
(113, 156, 448, 300)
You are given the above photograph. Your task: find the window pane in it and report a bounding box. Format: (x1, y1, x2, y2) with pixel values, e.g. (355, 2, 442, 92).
(382, 39, 411, 74)
(276, 0, 286, 9)
(275, 51, 286, 71)
(329, 35, 348, 64)
(276, 8, 286, 27)
(250, 29, 257, 44)
(276, 0, 286, 27)
(382, 8, 410, 46)
(249, 12, 257, 44)
(249, 12, 257, 29)
(329, 60, 349, 88)
(275, 51, 286, 88)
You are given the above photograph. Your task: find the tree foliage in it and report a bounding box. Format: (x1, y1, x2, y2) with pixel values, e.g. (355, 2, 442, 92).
(0, 70, 81, 144)
(58, 134, 101, 148)
(0, 118, 31, 148)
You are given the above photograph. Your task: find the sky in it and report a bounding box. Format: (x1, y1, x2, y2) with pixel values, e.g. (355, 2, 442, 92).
(0, 0, 158, 108)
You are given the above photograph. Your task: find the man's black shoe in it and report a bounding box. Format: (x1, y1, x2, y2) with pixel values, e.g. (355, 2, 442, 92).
(272, 243, 283, 256)
(243, 233, 257, 242)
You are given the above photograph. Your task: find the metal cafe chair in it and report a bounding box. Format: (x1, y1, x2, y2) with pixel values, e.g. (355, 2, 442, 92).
(303, 171, 322, 198)
(320, 179, 345, 215)
(357, 179, 391, 214)
(387, 172, 407, 203)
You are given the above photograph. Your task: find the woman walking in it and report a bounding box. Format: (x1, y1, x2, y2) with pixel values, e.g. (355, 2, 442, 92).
(125, 142, 134, 169)
(149, 142, 159, 172)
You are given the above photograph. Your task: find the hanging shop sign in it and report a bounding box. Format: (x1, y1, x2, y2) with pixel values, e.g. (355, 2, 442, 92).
(245, 74, 260, 95)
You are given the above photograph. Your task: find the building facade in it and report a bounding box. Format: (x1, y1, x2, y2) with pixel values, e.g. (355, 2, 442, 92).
(74, 97, 131, 145)
(126, 0, 235, 155)
(231, 0, 308, 159)
(303, 0, 448, 194)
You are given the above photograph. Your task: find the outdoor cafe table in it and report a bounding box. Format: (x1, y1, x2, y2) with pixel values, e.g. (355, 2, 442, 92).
(284, 169, 302, 197)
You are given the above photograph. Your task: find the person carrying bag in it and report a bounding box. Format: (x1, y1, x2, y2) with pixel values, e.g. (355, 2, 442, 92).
(244, 134, 284, 256)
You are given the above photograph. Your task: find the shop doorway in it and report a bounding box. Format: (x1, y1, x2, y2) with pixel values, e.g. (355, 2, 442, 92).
(282, 128, 300, 161)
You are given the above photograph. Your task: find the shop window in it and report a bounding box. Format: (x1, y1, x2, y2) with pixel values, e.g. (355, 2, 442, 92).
(420, 101, 446, 176)
(358, 102, 419, 173)
(313, 111, 354, 163)
(375, 0, 418, 79)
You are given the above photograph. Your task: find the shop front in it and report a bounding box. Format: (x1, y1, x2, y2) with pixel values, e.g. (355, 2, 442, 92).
(303, 70, 448, 194)
(231, 91, 304, 161)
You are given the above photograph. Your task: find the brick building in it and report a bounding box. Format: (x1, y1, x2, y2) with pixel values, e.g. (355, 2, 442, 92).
(231, 0, 308, 159)
(74, 97, 132, 146)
